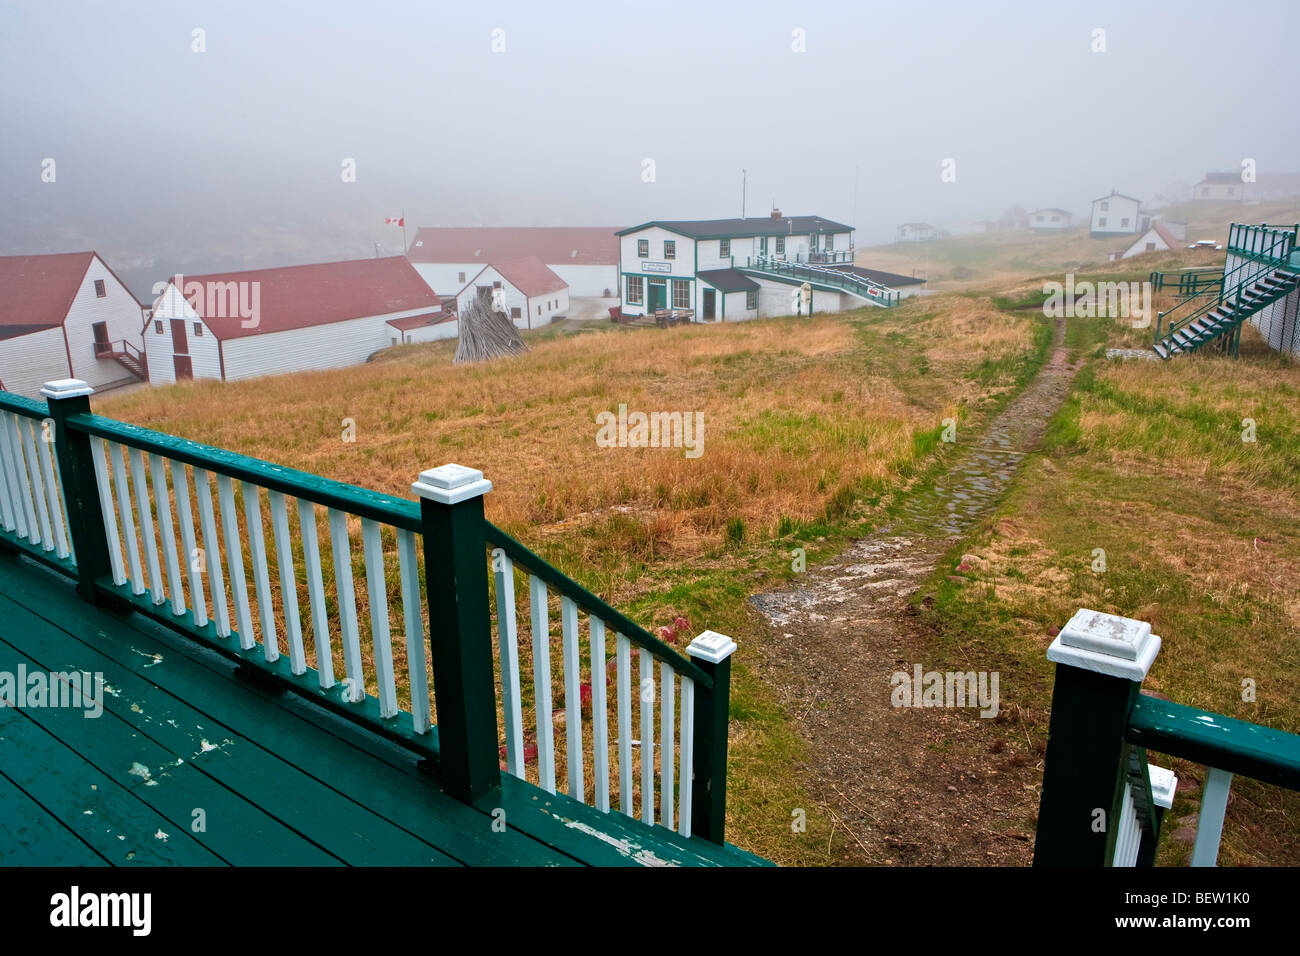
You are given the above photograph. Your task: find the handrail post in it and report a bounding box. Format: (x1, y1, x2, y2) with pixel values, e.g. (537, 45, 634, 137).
(687, 629, 737, 844)
(41, 379, 112, 603)
(412, 463, 500, 803)
(1033, 608, 1162, 866)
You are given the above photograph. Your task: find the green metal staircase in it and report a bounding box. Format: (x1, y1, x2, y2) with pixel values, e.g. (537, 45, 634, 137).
(1153, 224, 1298, 360)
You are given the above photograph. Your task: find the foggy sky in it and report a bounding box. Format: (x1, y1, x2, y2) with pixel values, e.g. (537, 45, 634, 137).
(3, 0, 1298, 299)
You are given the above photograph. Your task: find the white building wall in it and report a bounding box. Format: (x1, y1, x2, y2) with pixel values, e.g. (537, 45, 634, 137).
(145, 285, 224, 385)
(1091, 196, 1142, 234)
(0, 327, 71, 399)
(721, 290, 757, 322)
(524, 286, 570, 327)
(1227, 248, 1300, 356)
(1196, 182, 1243, 201)
(221, 309, 431, 382)
(412, 262, 479, 296)
(62, 256, 146, 389)
(755, 279, 848, 317)
(548, 263, 617, 298)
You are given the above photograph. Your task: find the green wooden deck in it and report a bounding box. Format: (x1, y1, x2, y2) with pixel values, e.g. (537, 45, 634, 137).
(0, 551, 767, 867)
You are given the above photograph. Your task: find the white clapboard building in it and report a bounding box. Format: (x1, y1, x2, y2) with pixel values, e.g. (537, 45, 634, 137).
(407, 227, 618, 298)
(1090, 191, 1149, 237)
(145, 256, 442, 384)
(452, 257, 569, 329)
(0, 252, 147, 398)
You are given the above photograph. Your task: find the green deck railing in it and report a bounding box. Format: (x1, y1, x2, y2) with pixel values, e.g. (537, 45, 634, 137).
(0, 378, 740, 846)
(738, 256, 902, 307)
(1149, 268, 1222, 296)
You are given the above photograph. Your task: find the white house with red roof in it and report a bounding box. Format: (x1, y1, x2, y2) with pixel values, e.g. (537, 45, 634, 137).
(407, 227, 617, 298)
(452, 257, 569, 330)
(1118, 220, 1186, 259)
(144, 256, 442, 385)
(0, 252, 147, 398)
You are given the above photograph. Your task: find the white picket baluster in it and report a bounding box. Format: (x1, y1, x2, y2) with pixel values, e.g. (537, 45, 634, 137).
(640, 651, 654, 824)
(0, 414, 20, 534)
(268, 491, 306, 674)
(561, 596, 584, 802)
(616, 633, 632, 816)
(362, 518, 398, 719)
(397, 529, 429, 734)
(241, 481, 278, 662)
(678, 676, 694, 837)
(149, 455, 185, 615)
(297, 499, 334, 688)
(660, 661, 675, 831)
(110, 443, 144, 594)
(4, 414, 37, 542)
(530, 574, 556, 794)
(1112, 782, 1139, 866)
(35, 429, 70, 559)
(129, 449, 164, 603)
(492, 549, 524, 773)
(193, 468, 229, 635)
(19, 419, 54, 551)
(170, 460, 207, 627)
(217, 474, 254, 648)
(328, 508, 364, 702)
(1191, 767, 1233, 867)
(589, 617, 610, 813)
(90, 437, 124, 585)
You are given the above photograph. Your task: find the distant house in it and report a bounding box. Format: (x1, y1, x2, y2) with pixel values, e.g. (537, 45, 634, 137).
(1194, 172, 1245, 202)
(1028, 208, 1073, 232)
(896, 222, 939, 242)
(145, 257, 441, 385)
(1119, 221, 1185, 259)
(452, 257, 569, 330)
(407, 227, 618, 298)
(0, 251, 146, 398)
(1090, 191, 1148, 237)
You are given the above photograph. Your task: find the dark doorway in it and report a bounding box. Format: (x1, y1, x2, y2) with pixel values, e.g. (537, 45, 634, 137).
(702, 289, 716, 320)
(648, 280, 667, 312)
(170, 319, 189, 354)
(92, 321, 110, 355)
(173, 355, 193, 380)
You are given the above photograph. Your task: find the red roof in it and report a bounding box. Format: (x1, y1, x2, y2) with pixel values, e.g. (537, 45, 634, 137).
(169, 257, 441, 340)
(0, 252, 97, 340)
(479, 257, 568, 298)
(385, 310, 455, 331)
(406, 227, 618, 266)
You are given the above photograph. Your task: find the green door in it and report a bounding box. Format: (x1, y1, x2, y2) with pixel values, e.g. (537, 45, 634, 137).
(648, 280, 667, 312)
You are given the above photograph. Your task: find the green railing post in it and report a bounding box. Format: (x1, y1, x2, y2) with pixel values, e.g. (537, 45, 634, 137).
(41, 379, 113, 603)
(687, 629, 737, 844)
(1033, 608, 1162, 866)
(412, 463, 501, 803)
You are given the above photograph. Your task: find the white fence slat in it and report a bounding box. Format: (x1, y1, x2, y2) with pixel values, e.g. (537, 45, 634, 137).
(217, 474, 255, 649)
(561, 596, 584, 802)
(241, 481, 279, 662)
(616, 634, 633, 816)
(660, 661, 675, 830)
(149, 455, 185, 615)
(492, 549, 524, 773)
(269, 491, 306, 675)
(170, 460, 207, 627)
(90, 437, 125, 585)
(35, 429, 70, 559)
(110, 443, 144, 594)
(1112, 782, 1139, 866)
(129, 448, 164, 603)
(297, 499, 334, 689)
(678, 676, 694, 837)
(397, 529, 429, 734)
(640, 651, 653, 824)
(529, 574, 556, 794)
(1191, 767, 1233, 867)
(328, 508, 364, 702)
(194, 469, 230, 636)
(19, 419, 54, 552)
(362, 518, 398, 719)
(590, 617, 610, 813)
(5, 414, 38, 543)
(0, 414, 21, 534)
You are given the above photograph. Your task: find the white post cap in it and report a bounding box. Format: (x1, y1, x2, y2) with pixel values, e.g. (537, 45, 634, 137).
(686, 630, 737, 664)
(411, 463, 492, 505)
(1046, 608, 1161, 681)
(40, 379, 94, 400)
(1147, 764, 1178, 811)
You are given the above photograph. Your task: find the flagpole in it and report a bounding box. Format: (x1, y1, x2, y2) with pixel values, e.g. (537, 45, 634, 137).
(402, 210, 407, 256)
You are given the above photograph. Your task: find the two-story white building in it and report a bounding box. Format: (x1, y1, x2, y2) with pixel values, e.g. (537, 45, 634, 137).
(452, 257, 570, 330)
(1090, 191, 1148, 237)
(616, 211, 867, 321)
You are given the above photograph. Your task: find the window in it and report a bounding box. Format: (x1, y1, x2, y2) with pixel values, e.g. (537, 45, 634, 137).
(193, 322, 203, 336)
(511, 307, 521, 319)
(719, 239, 730, 258)
(810, 233, 819, 249)
(155, 320, 164, 334)
(664, 240, 676, 260)
(1098, 217, 1108, 228)
(537, 305, 542, 316)
(1121, 218, 1130, 228)
(493, 281, 502, 289)
(458, 271, 466, 283)
(759, 237, 768, 254)
(672, 279, 689, 309)
(746, 290, 757, 310)
(1100, 201, 1109, 211)
(825, 235, 834, 251)
(637, 239, 649, 258)
(94, 279, 106, 298)
(627, 275, 644, 304)
(775, 236, 785, 255)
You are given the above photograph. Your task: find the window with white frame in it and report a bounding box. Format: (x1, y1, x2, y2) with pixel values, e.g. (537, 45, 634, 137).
(720, 238, 730, 257)
(825, 234, 834, 251)
(672, 279, 689, 309)
(637, 239, 649, 258)
(627, 275, 644, 304)
(746, 290, 757, 310)
(775, 236, 785, 255)
(664, 240, 676, 260)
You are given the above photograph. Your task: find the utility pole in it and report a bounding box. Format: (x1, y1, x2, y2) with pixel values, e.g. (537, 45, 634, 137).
(742, 169, 747, 219)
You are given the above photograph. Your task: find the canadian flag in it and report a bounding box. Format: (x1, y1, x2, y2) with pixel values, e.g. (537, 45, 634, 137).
(385, 217, 404, 226)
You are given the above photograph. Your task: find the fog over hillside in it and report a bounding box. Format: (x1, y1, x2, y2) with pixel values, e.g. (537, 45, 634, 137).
(3, 0, 1298, 300)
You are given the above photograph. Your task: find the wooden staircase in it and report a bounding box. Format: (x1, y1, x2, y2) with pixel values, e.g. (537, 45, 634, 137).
(94, 340, 148, 379)
(1152, 266, 1298, 359)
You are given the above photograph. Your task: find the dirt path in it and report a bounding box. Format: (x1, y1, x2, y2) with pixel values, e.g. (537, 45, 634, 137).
(749, 318, 1081, 865)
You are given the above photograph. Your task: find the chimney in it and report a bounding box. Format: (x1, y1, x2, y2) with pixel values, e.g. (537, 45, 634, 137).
(770, 207, 782, 220)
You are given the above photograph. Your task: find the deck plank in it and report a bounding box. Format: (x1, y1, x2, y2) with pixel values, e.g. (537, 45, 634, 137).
(0, 766, 108, 867)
